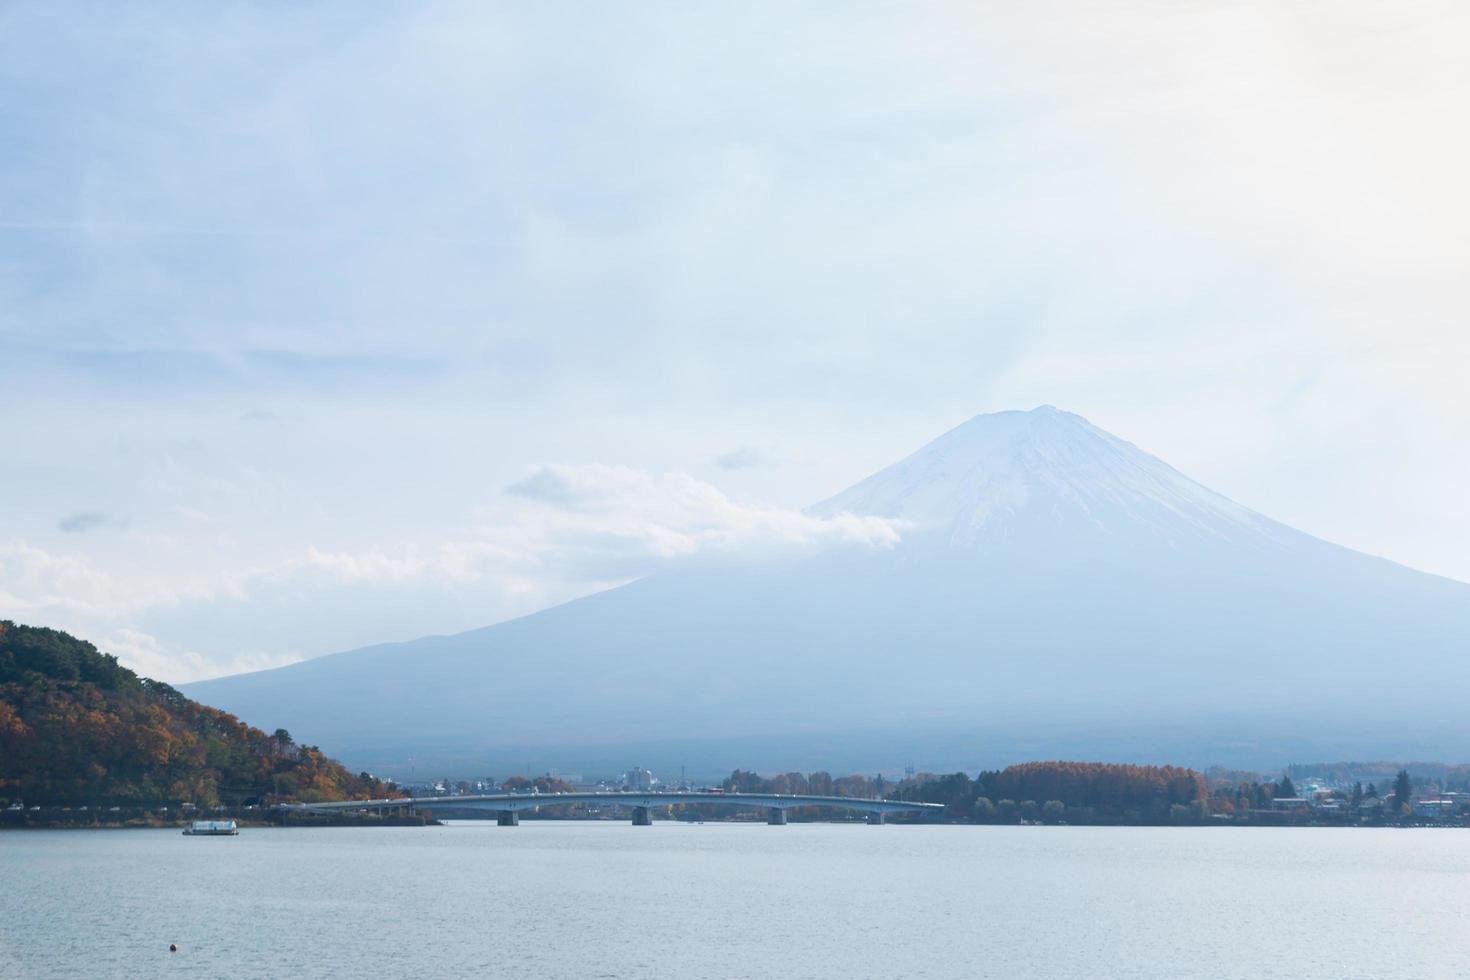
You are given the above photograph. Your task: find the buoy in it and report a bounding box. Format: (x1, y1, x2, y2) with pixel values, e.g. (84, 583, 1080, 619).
(169, 944, 177, 953)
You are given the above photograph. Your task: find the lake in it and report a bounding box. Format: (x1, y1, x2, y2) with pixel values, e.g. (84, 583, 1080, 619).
(3, 821, 1469, 978)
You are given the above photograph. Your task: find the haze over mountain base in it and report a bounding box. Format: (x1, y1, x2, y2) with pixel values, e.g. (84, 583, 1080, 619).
(182, 408, 1470, 776)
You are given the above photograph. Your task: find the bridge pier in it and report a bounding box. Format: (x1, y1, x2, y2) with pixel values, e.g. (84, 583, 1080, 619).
(631, 806, 653, 826)
(867, 811, 885, 825)
(767, 807, 788, 825)
(496, 810, 519, 827)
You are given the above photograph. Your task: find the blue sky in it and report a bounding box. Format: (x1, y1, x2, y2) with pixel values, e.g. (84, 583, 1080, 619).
(3, 1, 1468, 680)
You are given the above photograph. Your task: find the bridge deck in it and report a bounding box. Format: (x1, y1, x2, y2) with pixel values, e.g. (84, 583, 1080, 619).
(281, 790, 941, 817)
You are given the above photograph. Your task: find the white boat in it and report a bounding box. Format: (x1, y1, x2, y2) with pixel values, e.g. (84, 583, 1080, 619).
(182, 820, 239, 836)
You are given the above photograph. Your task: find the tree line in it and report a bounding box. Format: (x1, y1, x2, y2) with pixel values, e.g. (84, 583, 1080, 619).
(0, 621, 393, 808)
(714, 762, 1210, 824)
(889, 762, 1210, 824)
(1208, 768, 1419, 819)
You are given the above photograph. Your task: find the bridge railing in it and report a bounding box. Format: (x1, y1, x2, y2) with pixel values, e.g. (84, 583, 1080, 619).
(278, 790, 942, 825)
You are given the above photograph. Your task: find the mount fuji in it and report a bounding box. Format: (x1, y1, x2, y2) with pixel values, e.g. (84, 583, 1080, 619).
(183, 408, 1470, 775)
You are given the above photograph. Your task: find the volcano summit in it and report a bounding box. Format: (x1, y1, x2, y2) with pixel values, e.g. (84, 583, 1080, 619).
(183, 408, 1470, 775)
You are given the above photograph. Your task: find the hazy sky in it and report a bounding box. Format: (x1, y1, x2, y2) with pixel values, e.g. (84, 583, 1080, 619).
(3, 1, 1468, 681)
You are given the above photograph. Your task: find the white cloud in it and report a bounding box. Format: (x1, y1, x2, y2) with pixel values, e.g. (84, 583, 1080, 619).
(502, 463, 899, 567)
(101, 627, 299, 686)
(0, 541, 174, 622)
(0, 467, 899, 682)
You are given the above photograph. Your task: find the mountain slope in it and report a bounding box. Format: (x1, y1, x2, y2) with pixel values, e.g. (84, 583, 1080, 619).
(0, 621, 391, 805)
(182, 408, 1470, 774)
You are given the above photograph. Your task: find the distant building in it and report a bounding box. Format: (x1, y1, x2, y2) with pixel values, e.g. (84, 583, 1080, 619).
(623, 767, 658, 790)
(1413, 798, 1459, 819)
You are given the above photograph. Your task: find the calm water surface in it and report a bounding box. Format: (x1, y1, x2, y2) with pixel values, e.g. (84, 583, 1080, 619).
(3, 821, 1470, 978)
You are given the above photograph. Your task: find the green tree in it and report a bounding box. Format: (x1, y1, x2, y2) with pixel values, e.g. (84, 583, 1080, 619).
(1042, 800, 1066, 824)
(1392, 770, 1413, 812)
(1274, 775, 1296, 798)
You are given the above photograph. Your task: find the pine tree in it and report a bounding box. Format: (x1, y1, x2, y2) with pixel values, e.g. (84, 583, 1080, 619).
(1392, 770, 1413, 813)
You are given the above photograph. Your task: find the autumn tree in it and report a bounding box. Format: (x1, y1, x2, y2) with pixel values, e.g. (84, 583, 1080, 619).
(0, 621, 394, 808)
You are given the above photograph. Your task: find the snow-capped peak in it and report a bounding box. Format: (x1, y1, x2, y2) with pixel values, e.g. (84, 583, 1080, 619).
(807, 406, 1268, 548)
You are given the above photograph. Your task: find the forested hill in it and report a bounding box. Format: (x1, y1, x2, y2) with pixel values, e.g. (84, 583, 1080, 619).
(0, 621, 391, 807)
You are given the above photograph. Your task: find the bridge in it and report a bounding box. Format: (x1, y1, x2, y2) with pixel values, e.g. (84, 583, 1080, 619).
(279, 791, 942, 825)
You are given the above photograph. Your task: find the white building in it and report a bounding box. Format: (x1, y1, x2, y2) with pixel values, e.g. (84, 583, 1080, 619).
(623, 767, 658, 790)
